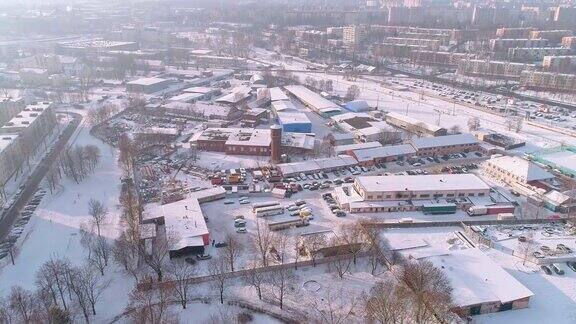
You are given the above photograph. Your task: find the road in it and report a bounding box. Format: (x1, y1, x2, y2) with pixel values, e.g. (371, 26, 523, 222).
(0, 112, 82, 240)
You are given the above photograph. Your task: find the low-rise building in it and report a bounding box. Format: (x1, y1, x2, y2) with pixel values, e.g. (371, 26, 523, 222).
(353, 174, 490, 201)
(385, 112, 447, 137)
(483, 155, 554, 187)
(126, 77, 171, 94)
(411, 134, 479, 157)
(352, 144, 417, 165)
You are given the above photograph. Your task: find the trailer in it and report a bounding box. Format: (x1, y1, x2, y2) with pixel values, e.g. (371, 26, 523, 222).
(268, 218, 309, 231)
(422, 203, 457, 215)
(497, 212, 516, 220)
(254, 205, 284, 217)
(252, 201, 280, 212)
(467, 205, 515, 216)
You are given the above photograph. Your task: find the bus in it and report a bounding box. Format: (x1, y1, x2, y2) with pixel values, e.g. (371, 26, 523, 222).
(254, 205, 284, 217)
(252, 201, 280, 212)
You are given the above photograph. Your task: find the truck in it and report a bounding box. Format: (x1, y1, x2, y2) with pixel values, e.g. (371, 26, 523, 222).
(422, 203, 457, 215)
(268, 218, 309, 231)
(497, 212, 516, 220)
(252, 201, 280, 212)
(467, 205, 515, 216)
(254, 205, 284, 217)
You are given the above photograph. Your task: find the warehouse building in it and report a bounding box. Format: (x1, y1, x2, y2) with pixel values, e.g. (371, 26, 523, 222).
(277, 112, 312, 133)
(385, 112, 447, 136)
(284, 85, 342, 117)
(353, 174, 490, 201)
(190, 127, 314, 156)
(344, 100, 371, 112)
(352, 144, 417, 165)
(126, 77, 171, 94)
(411, 134, 479, 157)
(483, 155, 554, 186)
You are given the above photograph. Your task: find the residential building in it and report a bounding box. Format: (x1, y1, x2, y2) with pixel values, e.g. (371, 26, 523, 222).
(520, 71, 576, 92)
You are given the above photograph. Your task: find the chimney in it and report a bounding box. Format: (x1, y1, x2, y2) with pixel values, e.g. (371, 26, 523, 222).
(270, 124, 282, 163)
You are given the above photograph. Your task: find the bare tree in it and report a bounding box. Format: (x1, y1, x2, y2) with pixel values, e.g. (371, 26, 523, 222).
(221, 233, 244, 272)
(76, 265, 111, 316)
(8, 286, 35, 323)
(396, 260, 454, 323)
(166, 262, 197, 309)
(449, 125, 461, 134)
(311, 286, 361, 324)
(243, 262, 266, 300)
(266, 266, 294, 310)
(345, 85, 360, 101)
(208, 257, 230, 304)
(378, 132, 401, 145)
(112, 233, 140, 281)
(364, 279, 409, 324)
(46, 166, 61, 194)
(506, 116, 523, 133)
(139, 230, 175, 282)
(467, 117, 481, 131)
(88, 199, 107, 237)
(253, 220, 274, 266)
(303, 233, 327, 267)
(517, 230, 536, 265)
(127, 278, 173, 324)
(36, 257, 71, 311)
(0, 296, 15, 324)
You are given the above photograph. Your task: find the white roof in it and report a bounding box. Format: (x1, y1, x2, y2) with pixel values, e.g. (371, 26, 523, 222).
(215, 85, 251, 104)
(143, 197, 208, 250)
(270, 87, 289, 101)
(485, 155, 553, 182)
(335, 141, 382, 154)
(183, 86, 219, 94)
(356, 174, 490, 193)
(284, 85, 341, 111)
(411, 134, 478, 150)
(352, 144, 416, 162)
(168, 92, 204, 102)
(278, 155, 357, 175)
(271, 100, 297, 112)
(127, 77, 168, 86)
(386, 111, 444, 133)
(425, 248, 534, 306)
(277, 112, 311, 125)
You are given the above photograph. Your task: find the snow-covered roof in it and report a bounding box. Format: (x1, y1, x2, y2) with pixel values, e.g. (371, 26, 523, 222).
(344, 100, 371, 112)
(144, 198, 208, 250)
(168, 92, 204, 102)
(215, 85, 251, 104)
(127, 77, 168, 86)
(334, 141, 382, 154)
(271, 100, 297, 112)
(385, 111, 444, 133)
(182, 86, 219, 94)
(484, 155, 554, 182)
(277, 112, 311, 125)
(352, 144, 416, 162)
(411, 133, 478, 150)
(424, 248, 534, 307)
(0, 133, 19, 153)
(284, 85, 341, 112)
(356, 174, 490, 193)
(270, 87, 289, 101)
(278, 155, 357, 175)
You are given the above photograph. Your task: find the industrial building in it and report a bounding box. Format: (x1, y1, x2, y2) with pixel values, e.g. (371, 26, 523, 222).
(141, 187, 226, 258)
(126, 77, 171, 94)
(352, 144, 417, 165)
(333, 112, 400, 143)
(344, 100, 371, 112)
(190, 126, 314, 157)
(531, 146, 576, 178)
(385, 111, 447, 136)
(411, 134, 479, 157)
(353, 174, 490, 201)
(284, 85, 342, 117)
(482, 155, 554, 186)
(277, 155, 358, 176)
(277, 112, 312, 133)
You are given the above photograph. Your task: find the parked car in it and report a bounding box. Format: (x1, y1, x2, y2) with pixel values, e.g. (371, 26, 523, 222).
(184, 257, 197, 265)
(215, 242, 228, 248)
(567, 261, 576, 272)
(236, 227, 247, 233)
(224, 200, 234, 205)
(551, 263, 565, 275)
(196, 254, 212, 260)
(540, 265, 552, 275)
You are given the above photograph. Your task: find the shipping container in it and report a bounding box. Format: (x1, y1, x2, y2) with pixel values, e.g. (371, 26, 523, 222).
(422, 203, 457, 215)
